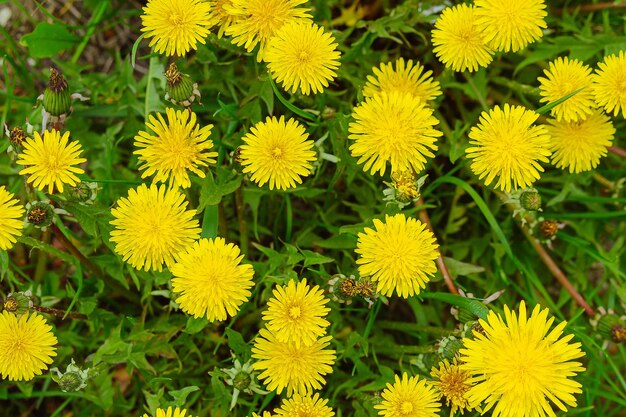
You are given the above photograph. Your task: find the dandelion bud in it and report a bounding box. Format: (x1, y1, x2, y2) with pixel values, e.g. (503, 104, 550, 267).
(9, 127, 28, 149)
(233, 371, 252, 391)
(3, 292, 33, 315)
(597, 314, 626, 343)
(66, 182, 98, 205)
(391, 170, 420, 203)
(165, 63, 200, 107)
(51, 359, 90, 392)
(43, 68, 72, 117)
(539, 220, 559, 238)
(355, 277, 375, 298)
(26, 201, 55, 228)
(520, 190, 542, 211)
(437, 336, 463, 360)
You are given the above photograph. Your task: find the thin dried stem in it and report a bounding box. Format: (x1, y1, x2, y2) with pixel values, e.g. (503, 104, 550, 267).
(416, 198, 459, 294)
(32, 305, 88, 320)
(608, 146, 626, 159)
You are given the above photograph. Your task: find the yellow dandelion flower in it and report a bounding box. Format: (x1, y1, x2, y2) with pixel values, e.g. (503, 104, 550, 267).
(209, 0, 239, 38)
(460, 301, 585, 417)
(263, 278, 330, 347)
(349, 92, 442, 176)
(546, 111, 615, 173)
(355, 213, 438, 298)
(430, 359, 475, 416)
(252, 413, 273, 417)
(374, 373, 441, 417)
(16, 129, 86, 194)
(538, 57, 595, 122)
(466, 104, 551, 192)
(0, 186, 24, 251)
(134, 108, 217, 189)
(171, 237, 254, 321)
(474, 0, 547, 53)
(274, 393, 335, 417)
(143, 407, 195, 417)
(0, 311, 57, 381)
(252, 328, 336, 395)
(432, 4, 493, 72)
(265, 21, 341, 95)
(110, 184, 200, 272)
(362, 58, 441, 102)
(225, 0, 311, 61)
(141, 0, 212, 57)
(239, 116, 316, 190)
(592, 51, 626, 118)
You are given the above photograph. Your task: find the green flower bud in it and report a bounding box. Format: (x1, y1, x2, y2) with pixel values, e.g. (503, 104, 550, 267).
(165, 63, 200, 106)
(26, 201, 55, 228)
(233, 371, 252, 391)
(51, 359, 90, 392)
(437, 336, 464, 360)
(597, 314, 626, 343)
(3, 292, 33, 315)
(66, 182, 98, 205)
(520, 190, 542, 211)
(43, 68, 72, 117)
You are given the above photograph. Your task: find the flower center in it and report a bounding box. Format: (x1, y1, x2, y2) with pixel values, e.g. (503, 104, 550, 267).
(169, 13, 186, 27)
(400, 401, 414, 415)
(298, 51, 310, 63)
(289, 306, 301, 319)
(272, 147, 283, 159)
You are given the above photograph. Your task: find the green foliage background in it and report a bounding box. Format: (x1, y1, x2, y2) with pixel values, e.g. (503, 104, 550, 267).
(1, 0, 625, 416)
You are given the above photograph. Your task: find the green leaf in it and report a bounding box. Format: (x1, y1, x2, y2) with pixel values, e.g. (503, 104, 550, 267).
(20, 23, 80, 58)
(199, 168, 243, 209)
(225, 328, 250, 357)
(535, 87, 585, 115)
(420, 292, 489, 320)
(185, 316, 209, 334)
(301, 250, 335, 267)
(443, 257, 485, 277)
(169, 386, 200, 407)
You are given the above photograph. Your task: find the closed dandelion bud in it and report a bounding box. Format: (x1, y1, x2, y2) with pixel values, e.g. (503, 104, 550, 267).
(66, 182, 98, 205)
(355, 277, 375, 297)
(437, 336, 463, 360)
(233, 371, 252, 391)
(520, 190, 542, 211)
(597, 314, 626, 343)
(165, 63, 200, 107)
(3, 292, 33, 315)
(43, 68, 71, 117)
(51, 359, 89, 392)
(26, 201, 55, 228)
(340, 277, 358, 297)
(540, 220, 559, 238)
(9, 127, 28, 149)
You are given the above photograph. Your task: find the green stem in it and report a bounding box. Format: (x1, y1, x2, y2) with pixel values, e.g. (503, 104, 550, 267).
(70, 2, 109, 64)
(376, 321, 460, 337)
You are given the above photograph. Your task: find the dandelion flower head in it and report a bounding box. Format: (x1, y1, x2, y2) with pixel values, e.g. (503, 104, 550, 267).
(208, 0, 238, 38)
(355, 213, 438, 298)
(16, 129, 86, 194)
(265, 21, 341, 95)
(474, 0, 547, 52)
(171, 237, 254, 321)
(374, 373, 441, 417)
(252, 328, 336, 395)
(460, 301, 585, 417)
(141, 0, 212, 56)
(0, 311, 57, 381)
(110, 184, 200, 272)
(349, 92, 442, 176)
(362, 58, 441, 102)
(143, 407, 195, 417)
(274, 393, 335, 417)
(432, 4, 493, 72)
(225, 0, 311, 61)
(239, 116, 316, 190)
(592, 51, 626, 118)
(430, 358, 475, 415)
(134, 108, 217, 189)
(546, 111, 615, 173)
(538, 57, 595, 122)
(0, 186, 24, 251)
(466, 104, 551, 192)
(263, 278, 330, 347)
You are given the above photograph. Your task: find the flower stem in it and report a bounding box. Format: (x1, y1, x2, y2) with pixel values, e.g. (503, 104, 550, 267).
(608, 146, 626, 159)
(416, 198, 459, 294)
(32, 305, 88, 320)
(235, 186, 248, 254)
